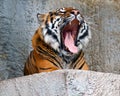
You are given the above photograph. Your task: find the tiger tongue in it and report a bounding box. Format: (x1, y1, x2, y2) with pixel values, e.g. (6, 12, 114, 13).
(64, 32, 78, 54)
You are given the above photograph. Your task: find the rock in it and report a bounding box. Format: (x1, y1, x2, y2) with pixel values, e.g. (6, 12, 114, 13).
(0, 0, 120, 80)
(0, 70, 120, 96)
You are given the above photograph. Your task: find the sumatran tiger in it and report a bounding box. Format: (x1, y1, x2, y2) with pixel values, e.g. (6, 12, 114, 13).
(24, 7, 91, 75)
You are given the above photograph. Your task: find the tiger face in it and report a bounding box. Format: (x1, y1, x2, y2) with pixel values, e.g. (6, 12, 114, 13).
(37, 7, 91, 56)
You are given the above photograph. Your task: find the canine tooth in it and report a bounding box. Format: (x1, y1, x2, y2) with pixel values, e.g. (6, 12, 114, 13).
(69, 21, 71, 25)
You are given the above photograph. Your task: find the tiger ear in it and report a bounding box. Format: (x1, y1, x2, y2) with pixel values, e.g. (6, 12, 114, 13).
(37, 13, 45, 23)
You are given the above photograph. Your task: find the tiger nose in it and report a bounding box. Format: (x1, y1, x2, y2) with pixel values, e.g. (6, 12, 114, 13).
(71, 10, 80, 15)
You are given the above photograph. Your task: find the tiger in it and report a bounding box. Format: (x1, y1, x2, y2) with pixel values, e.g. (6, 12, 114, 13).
(24, 7, 91, 75)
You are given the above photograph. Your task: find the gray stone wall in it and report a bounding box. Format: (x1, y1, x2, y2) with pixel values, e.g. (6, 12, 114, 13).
(0, 0, 120, 80)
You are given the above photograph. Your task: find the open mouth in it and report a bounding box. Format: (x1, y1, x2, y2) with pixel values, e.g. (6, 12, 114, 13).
(61, 19, 81, 54)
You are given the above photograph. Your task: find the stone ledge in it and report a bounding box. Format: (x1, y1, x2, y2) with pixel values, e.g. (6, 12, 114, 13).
(0, 70, 120, 96)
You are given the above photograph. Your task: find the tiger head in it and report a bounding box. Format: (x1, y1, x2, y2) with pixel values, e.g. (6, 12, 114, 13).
(37, 7, 91, 56)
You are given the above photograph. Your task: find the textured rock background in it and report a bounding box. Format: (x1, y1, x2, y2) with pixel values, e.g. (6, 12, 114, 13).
(0, 0, 120, 80)
(0, 70, 120, 96)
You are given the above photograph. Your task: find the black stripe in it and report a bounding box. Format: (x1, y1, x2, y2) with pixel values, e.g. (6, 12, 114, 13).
(32, 52, 36, 63)
(72, 51, 84, 69)
(52, 23, 55, 29)
(47, 28, 52, 34)
(37, 47, 47, 55)
(54, 29, 57, 33)
(52, 19, 58, 29)
(51, 17, 61, 29)
(45, 16, 49, 27)
(79, 62, 85, 69)
(47, 28, 59, 43)
(79, 26, 88, 39)
(50, 17, 53, 23)
(81, 24, 85, 33)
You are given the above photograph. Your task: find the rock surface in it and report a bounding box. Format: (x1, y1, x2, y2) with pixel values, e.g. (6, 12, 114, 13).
(0, 0, 120, 80)
(0, 70, 120, 96)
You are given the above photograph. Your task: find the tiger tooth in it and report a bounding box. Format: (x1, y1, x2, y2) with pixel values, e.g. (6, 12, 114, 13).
(69, 21, 71, 25)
